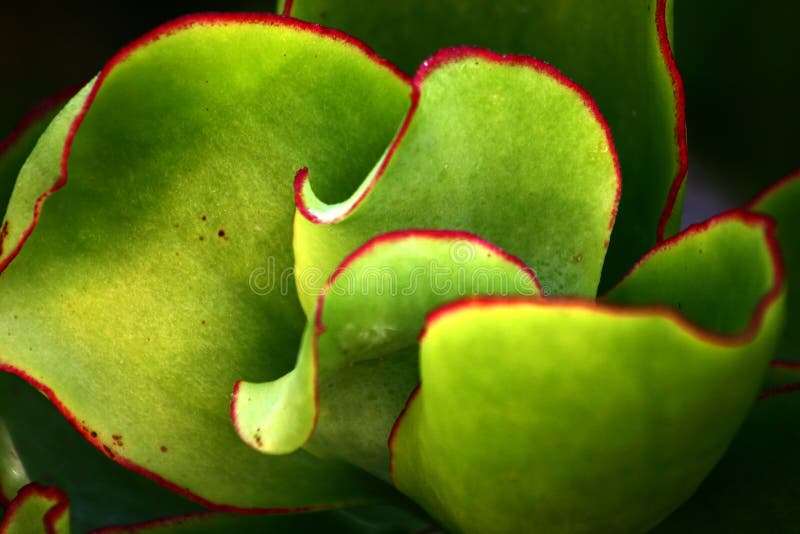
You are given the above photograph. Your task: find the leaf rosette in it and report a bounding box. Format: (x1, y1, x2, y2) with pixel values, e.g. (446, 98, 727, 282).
(0, 2, 796, 533)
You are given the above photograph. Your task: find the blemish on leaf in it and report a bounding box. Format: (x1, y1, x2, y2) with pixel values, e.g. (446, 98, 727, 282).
(102, 445, 115, 458)
(200, 214, 207, 221)
(217, 229, 226, 238)
(160, 446, 168, 453)
(112, 434, 124, 447)
(254, 433, 263, 447)
(199, 236, 204, 241)
(90, 431, 97, 438)
(201, 320, 206, 325)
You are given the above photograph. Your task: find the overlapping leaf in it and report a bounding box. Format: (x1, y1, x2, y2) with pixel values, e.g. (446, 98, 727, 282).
(390, 213, 784, 533)
(294, 48, 620, 311)
(234, 231, 539, 480)
(749, 171, 800, 362)
(284, 0, 686, 290)
(0, 14, 413, 510)
(654, 367, 800, 533)
(0, 89, 75, 216)
(0, 372, 202, 531)
(0, 483, 69, 534)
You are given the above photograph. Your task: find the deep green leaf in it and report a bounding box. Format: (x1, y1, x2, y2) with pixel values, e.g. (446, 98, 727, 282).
(90, 505, 431, 533)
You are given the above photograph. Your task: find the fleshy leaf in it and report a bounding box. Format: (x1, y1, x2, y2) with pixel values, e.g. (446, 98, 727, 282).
(294, 48, 620, 311)
(285, 0, 686, 291)
(0, 371, 203, 532)
(0, 14, 411, 510)
(604, 212, 780, 336)
(389, 213, 783, 533)
(0, 83, 95, 271)
(234, 230, 539, 480)
(0, 419, 29, 507)
(654, 367, 800, 532)
(762, 360, 800, 391)
(0, 88, 75, 217)
(91, 505, 431, 533)
(750, 170, 800, 362)
(0, 483, 69, 534)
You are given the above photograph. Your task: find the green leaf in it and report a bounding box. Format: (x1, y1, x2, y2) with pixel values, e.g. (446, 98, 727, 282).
(294, 48, 619, 311)
(0, 421, 29, 508)
(0, 14, 411, 510)
(762, 360, 800, 391)
(234, 230, 539, 480)
(0, 83, 95, 272)
(654, 367, 800, 533)
(90, 505, 431, 533)
(604, 213, 780, 336)
(0, 483, 69, 534)
(284, 0, 686, 291)
(750, 171, 800, 362)
(389, 213, 783, 533)
(0, 89, 74, 217)
(0, 371, 203, 531)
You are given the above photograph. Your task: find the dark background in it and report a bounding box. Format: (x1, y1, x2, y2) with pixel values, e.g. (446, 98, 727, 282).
(1, 1, 797, 225)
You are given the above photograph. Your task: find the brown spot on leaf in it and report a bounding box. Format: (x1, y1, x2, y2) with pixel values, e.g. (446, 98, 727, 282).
(160, 446, 168, 453)
(199, 236, 204, 241)
(217, 229, 226, 238)
(254, 433, 263, 447)
(102, 445, 115, 458)
(112, 434, 124, 447)
(200, 214, 207, 221)
(90, 431, 97, 438)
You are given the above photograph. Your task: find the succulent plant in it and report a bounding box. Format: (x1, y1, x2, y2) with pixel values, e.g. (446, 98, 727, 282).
(1, 2, 798, 532)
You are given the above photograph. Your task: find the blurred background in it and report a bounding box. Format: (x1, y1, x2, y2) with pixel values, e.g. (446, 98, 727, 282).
(1, 1, 797, 226)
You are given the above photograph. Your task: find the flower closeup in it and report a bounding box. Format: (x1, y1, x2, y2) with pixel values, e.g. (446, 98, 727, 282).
(0, 2, 798, 533)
